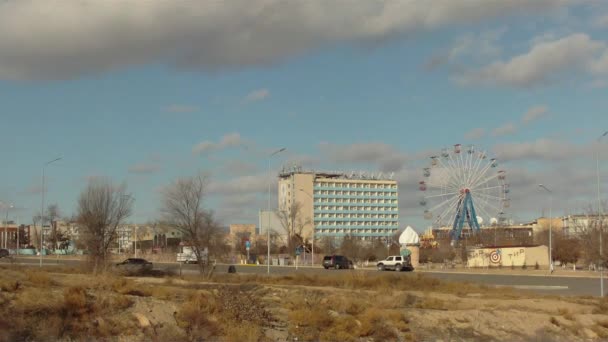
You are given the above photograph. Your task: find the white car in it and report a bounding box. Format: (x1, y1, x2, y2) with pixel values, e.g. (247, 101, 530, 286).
(376, 255, 414, 272)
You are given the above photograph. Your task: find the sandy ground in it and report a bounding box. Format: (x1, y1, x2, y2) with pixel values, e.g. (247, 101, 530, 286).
(125, 276, 608, 341)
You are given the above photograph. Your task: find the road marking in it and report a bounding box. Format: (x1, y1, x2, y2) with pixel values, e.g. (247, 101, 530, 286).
(494, 285, 569, 290)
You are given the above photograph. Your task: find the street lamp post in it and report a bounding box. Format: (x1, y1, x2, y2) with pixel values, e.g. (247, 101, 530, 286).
(539, 184, 553, 274)
(267, 148, 286, 274)
(596, 131, 608, 297)
(40, 157, 62, 268)
(2, 203, 13, 249)
(299, 188, 315, 267)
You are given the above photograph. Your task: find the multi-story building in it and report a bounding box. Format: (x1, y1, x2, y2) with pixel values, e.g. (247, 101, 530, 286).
(278, 168, 399, 240)
(561, 214, 608, 237)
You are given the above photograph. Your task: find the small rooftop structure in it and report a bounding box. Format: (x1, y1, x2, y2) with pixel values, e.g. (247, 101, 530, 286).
(399, 226, 420, 245)
(278, 165, 395, 181)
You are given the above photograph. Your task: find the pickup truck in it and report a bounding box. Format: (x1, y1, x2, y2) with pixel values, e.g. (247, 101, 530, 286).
(376, 255, 414, 272)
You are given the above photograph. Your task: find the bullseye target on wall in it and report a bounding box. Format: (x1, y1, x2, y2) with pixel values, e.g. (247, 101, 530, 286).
(489, 250, 501, 264)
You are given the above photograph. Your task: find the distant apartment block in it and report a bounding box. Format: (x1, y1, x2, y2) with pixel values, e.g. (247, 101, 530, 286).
(278, 167, 399, 240)
(561, 214, 608, 237)
(259, 210, 283, 236)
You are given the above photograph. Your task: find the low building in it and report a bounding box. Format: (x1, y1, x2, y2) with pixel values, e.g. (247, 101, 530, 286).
(466, 245, 549, 268)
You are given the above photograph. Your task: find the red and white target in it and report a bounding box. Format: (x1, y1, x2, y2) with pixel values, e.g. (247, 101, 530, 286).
(489, 250, 501, 264)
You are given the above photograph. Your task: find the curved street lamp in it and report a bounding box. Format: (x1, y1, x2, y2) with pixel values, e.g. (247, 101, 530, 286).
(40, 157, 62, 267)
(267, 148, 286, 274)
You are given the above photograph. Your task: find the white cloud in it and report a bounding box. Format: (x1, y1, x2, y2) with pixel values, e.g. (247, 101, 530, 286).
(492, 123, 517, 137)
(426, 28, 506, 70)
(492, 138, 582, 162)
(522, 105, 549, 124)
(464, 127, 486, 140)
(589, 79, 608, 88)
(593, 14, 608, 28)
(208, 174, 270, 196)
(193, 132, 245, 155)
(319, 142, 408, 172)
(245, 88, 270, 102)
(0, 0, 573, 80)
(589, 50, 608, 74)
(163, 104, 199, 113)
(456, 33, 605, 87)
(128, 163, 161, 174)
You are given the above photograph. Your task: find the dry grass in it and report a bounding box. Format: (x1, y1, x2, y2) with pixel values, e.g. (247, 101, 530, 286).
(2, 265, 608, 341)
(23, 268, 54, 286)
(201, 271, 522, 300)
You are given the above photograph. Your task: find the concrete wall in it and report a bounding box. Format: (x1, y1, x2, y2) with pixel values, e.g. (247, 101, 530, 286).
(467, 245, 549, 268)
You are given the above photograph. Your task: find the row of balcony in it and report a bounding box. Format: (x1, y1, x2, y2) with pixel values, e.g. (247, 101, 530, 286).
(315, 224, 399, 229)
(314, 186, 397, 193)
(314, 194, 398, 200)
(314, 202, 398, 208)
(314, 217, 398, 222)
(315, 231, 398, 237)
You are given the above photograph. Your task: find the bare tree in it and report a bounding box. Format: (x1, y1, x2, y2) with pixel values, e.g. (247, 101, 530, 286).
(160, 173, 224, 276)
(32, 213, 42, 250)
(339, 235, 364, 261)
(567, 202, 608, 266)
(277, 201, 309, 254)
(76, 178, 134, 273)
(46, 204, 61, 250)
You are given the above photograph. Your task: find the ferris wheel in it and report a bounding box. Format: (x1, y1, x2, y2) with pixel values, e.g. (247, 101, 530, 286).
(419, 144, 510, 241)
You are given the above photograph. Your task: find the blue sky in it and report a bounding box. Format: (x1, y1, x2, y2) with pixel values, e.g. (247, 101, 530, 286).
(0, 1, 607, 231)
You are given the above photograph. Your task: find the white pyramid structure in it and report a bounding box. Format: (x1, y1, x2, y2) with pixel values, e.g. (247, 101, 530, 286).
(398, 226, 420, 245)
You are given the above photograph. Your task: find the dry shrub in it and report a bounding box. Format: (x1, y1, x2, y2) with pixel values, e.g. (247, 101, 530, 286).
(152, 324, 189, 342)
(99, 276, 152, 297)
(288, 307, 332, 341)
(24, 269, 53, 286)
(92, 290, 134, 313)
(31, 315, 64, 341)
(112, 294, 135, 310)
(592, 321, 608, 338)
(13, 287, 63, 316)
(0, 279, 21, 292)
(597, 320, 608, 329)
(150, 285, 175, 300)
(557, 308, 575, 321)
(223, 321, 263, 342)
(176, 292, 221, 340)
(64, 286, 88, 314)
(594, 298, 608, 314)
(414, 296, 446, 310)
(93, 314, 139, 339)
(327, 295, 365, 316)
(357, 308, 399, 340)
(319, 315, 360, 342)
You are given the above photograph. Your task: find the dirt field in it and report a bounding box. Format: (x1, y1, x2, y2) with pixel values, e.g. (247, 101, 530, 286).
(2, 265, 608, 341)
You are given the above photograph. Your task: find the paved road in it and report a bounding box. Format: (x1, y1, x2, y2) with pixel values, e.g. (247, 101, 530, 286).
(3, 257, 603, 297)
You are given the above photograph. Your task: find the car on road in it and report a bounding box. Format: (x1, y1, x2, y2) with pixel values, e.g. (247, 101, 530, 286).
(323, 255, 353, 270)
(376, 255, 414, 272)
(115, 258, 153, 273)
(0, 249, 9, 258)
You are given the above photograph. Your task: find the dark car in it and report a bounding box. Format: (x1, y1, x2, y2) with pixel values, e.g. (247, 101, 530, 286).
(115, 258, 153, 273)
(0, 249, 9, 258)
(323, 255, 353, 270)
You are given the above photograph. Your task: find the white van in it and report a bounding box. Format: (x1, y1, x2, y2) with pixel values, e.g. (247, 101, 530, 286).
(177, 246, 208, 264)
